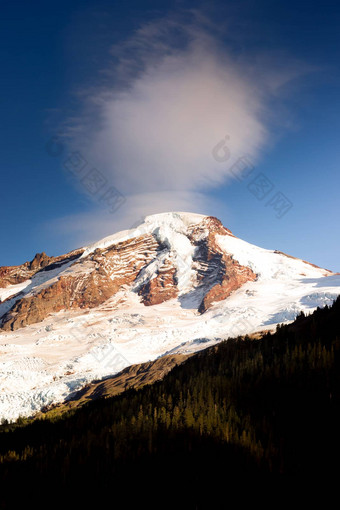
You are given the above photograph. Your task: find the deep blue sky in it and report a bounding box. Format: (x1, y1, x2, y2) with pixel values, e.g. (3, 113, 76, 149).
(1, 0, 339, 271)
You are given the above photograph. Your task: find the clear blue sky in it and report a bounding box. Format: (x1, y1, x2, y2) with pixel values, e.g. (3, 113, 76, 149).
(1, 0, 339, 271)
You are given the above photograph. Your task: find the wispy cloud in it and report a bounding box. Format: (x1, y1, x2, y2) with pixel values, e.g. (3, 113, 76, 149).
(46, 190, 219, 252)
(57, 10, 309, 244)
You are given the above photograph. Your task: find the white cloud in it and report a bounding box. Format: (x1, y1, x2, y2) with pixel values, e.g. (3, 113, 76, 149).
(59, 11, 308, 243)
(47, 190, 219, 251)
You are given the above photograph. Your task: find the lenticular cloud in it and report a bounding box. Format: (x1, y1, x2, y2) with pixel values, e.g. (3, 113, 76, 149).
(62, 12, 304, 239)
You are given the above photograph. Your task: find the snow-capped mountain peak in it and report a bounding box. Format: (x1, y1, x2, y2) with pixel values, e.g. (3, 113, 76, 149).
(0, 212, 339, 421)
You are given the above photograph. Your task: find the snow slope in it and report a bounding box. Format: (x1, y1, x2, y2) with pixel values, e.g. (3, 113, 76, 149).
(0, 212, 339, 421)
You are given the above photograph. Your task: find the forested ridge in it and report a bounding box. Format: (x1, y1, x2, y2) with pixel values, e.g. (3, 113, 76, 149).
(0, 297, 339, 506)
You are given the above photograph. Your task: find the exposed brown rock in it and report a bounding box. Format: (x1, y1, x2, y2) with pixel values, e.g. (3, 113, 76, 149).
(0, 215, 257, 331)
(198, 254, 257, 313)
(184, 216, 257, 313)
(1, 234, 164, 331)
(28, 252, 51, 271)
(138, 261, 178, 306)
(188, 215, 234, 241)
(0, 249, 83, 289)
(0, 264, 32, 288)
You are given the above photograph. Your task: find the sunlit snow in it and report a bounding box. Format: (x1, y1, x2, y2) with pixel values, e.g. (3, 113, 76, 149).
(0, 212, 339, 422)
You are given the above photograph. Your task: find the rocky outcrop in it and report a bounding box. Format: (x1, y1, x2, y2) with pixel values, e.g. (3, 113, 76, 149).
(0, 249, 83, 288)
(186, 216, 257, 313)
(1, 273, 119, 331)
(198, 254, 257, 313)
(1, 234, 164, 331)
(27, 252, 51, 271)
(138, 260, 178, 306)
(0, 215, 257, 331)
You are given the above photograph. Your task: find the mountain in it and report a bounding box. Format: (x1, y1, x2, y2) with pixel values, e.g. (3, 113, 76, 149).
(0, 212, 339, 421)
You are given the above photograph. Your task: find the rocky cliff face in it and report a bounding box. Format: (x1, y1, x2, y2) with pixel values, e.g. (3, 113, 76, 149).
(0, 215, 257, 331)
(0, 250, 83, 288)
(0, 252, 50, 288)
(186, 217, 257, 312)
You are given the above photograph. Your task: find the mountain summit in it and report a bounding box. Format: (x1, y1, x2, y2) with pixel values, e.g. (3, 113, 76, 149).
(0, 212, 339, 421)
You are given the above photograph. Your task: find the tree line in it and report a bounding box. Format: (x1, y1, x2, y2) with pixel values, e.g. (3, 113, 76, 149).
(0, 297, 339, 506)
